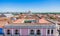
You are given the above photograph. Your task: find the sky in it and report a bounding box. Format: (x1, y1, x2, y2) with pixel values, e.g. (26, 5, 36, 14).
(0, 0, 60, 12)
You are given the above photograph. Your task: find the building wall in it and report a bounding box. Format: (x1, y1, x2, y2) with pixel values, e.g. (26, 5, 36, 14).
(42, 28, 46, 35)
(3, 28, 56, 36)
(21, 28, 28, 35)
(3, 24, 56, 36)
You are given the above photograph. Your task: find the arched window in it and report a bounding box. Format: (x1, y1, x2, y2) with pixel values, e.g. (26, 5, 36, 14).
(7, 29, 10, 34)
(59, 32, 60, 35)
(51, 29, 53, 34)
(30, 30, 34, 35)
(15, 29, 19, 34)
(24, 20, 32, 23)
(47, 30, 50, 34)
(36, 30, 41, 35)
(58, 30, 60, 35)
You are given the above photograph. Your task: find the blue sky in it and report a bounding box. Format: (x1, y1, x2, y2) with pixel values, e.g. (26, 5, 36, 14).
(0, 0, 60, 12)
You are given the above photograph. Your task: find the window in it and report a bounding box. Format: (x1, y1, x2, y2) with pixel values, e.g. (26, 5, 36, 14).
(7, 29, 10, 34)
(58, 30, 60, 35)
(32, 20, 36, 23)
(51, 30, 53, 34)
(24, 20, 32, 23)
(30, 30, 34, 35)
(24, 20, 36, 23)
(15, 29, 19, 34)
(47, 30, 50, 34)
(36, 30, 41, 35)
(59, 30, 60, 35)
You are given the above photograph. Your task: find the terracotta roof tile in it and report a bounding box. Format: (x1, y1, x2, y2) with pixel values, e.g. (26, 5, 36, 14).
(13, 19, 24, 23)
(39, 18, 51, 23)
